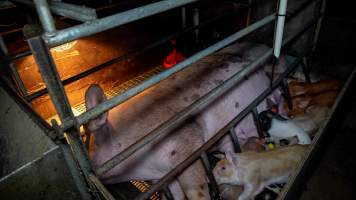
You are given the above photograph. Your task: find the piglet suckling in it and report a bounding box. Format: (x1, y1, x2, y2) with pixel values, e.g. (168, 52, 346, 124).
(213, 145, 308, 200)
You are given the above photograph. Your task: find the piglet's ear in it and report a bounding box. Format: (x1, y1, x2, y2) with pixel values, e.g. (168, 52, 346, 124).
(225, 150, 238, 167)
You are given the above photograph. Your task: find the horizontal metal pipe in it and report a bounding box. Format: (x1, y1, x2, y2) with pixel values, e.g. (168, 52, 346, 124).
(95, 49, 274, 175)
(26, 6, 243, 102)
(45, 0, 200, 47)
(64, 12, 275, 130)
(48, 1, 97, 22)
(135, 56, 301, 200)
(9, 50, 32, 61)
(11, 0, 97, 22)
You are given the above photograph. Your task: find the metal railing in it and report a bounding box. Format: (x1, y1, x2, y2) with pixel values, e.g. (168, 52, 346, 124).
(3, 0, 325, 199)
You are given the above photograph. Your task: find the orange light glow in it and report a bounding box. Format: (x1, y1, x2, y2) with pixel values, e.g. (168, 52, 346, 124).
(163, 49, 185, 69)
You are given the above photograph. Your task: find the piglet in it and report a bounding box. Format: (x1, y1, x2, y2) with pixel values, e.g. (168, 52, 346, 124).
(284, 90, 338, 117)
(288, 79, 341, 97)
(213, 145, 308, 200)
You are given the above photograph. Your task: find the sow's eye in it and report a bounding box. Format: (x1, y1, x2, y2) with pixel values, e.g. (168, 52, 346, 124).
(221, 166, 226, 170)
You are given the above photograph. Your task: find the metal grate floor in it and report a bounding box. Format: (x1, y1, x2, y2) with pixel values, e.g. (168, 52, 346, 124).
(73, 65, 164, 114)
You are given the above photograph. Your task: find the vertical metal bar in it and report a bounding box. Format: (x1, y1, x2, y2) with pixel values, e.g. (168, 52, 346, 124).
(273, 0, 288, 58)
(252, 107, 264, 138)
(182, 6, 187, 30)
(301, 56, 311, 83)
(282, 78, 293, 109)
(33, 0, 56, 33)
(162, 185, 174, 200)
(0, 36, 28, 96)
(27, 36, 94, 189)
(229, 127, 241, 153)
(246, 0, 252, 26)
(193, 7, 200, 43)
(311, 0, 327, 56)
(200, 152, 221, 200)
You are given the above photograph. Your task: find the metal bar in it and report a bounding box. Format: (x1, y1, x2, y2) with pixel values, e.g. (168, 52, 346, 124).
(181, 6, 186, 30)
(162, 185, 174, 200)
(65, 13, 275, 132)
(301, 56, 311, 83)
(282, 78, 293, 109)
(26, 5, 244, 102)
(286, 0, 319, 21)
(246, 0, 252, 26)
(33, 0, 56, 33)
(11, 0, 97, 22)
(0, 36, 28, 96)
(135, 57, 301, 200)
(49, 1, 97, 22)
(273, 0, 288, 58)
(193, 7, 200, 43)
(229, 127, 241, 153)
(311, 0, 326, 53)
(61, 143, 92, 200)
(200, 152, 221, 199)
(278, 67, 356, 200)
(9, 50, 32, 61)
(27, 36, 94, 187)
(88, 173, 116, 200)
(95, 48, 273, 176)
(252, 107, 264, 138)
(45, 0, 200, 47)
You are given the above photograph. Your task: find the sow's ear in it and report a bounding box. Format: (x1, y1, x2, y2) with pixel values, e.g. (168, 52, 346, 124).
(85, 84, 108, 131)
(225, 150, 238, 167)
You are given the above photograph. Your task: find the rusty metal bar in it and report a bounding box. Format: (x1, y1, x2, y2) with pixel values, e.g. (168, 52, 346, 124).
(135, 56, 301, 200)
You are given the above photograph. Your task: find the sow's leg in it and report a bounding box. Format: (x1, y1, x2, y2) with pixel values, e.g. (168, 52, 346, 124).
(164, 122, 211, 200)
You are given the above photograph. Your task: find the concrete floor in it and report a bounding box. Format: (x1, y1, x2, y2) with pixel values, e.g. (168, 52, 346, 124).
(299, 101, 356, 200)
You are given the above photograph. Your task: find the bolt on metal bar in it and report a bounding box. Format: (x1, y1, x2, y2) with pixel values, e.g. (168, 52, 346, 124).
(95, 47, 274, 176)
(229, 127, 241, 153)
(45, 0, 200, 47)
(200, 151, 221, 199)
(135, 56, 301, 200)
(33, 0, 56, 33)
(11, 0, 97, 22)
(27, 36, 95, 191)
(63, 13, 275, 132)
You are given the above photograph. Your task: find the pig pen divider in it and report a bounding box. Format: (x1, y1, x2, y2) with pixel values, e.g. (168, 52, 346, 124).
(19, 0, 323, 199)
(134, 52, 302, 200)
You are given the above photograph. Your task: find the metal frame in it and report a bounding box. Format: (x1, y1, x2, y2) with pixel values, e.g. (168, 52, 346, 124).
(4, 0, 328, 199)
